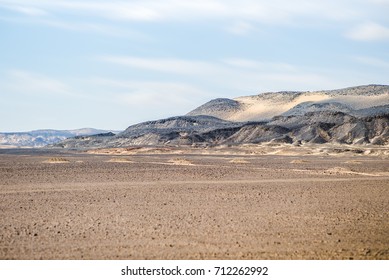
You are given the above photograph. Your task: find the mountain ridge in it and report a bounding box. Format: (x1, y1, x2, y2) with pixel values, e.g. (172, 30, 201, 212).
(24, 84, 389, 149)
(54, 112, 389, 149)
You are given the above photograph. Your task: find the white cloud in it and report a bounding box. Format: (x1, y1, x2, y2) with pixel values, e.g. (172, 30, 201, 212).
(347, 22, 389, 41)
(0, 14, 147, 38)
(1, 0, 388, 42)
(0, 0, 377, 24)
(31, 19, 146, 38)
(7, 5, 47, 16)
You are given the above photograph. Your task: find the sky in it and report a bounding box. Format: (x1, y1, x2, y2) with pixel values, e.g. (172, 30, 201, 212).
(1, 0, 388, 132)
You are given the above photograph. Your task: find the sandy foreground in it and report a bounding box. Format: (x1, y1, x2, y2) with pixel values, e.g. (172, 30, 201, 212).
(0, 145, 388, 260)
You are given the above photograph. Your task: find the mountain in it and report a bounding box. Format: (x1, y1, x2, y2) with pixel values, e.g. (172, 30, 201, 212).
(54, 113, 389, 149)
(54, 85, 389, 149)
(0, 128, 119, 148)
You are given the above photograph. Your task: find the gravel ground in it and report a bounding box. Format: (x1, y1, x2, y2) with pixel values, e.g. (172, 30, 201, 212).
(0, 148, 388, 259)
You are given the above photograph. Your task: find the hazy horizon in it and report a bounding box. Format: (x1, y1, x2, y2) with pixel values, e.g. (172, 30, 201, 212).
(1, 0, 388, 131)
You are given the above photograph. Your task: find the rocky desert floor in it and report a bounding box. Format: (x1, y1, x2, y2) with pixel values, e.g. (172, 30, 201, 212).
(0, 145, 388, 259)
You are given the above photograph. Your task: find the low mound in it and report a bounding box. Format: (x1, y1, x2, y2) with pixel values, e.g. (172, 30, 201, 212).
(326, 167, 353, 174)
(229, 158, 249, 164)
(107, 158, 133, 163)
(168, 158, 194, 165)
(290, 159, 309, 164)
(43, 157, 70, 163)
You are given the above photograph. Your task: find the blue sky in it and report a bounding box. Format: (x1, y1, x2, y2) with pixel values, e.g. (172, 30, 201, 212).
(1, 0, 388, 131)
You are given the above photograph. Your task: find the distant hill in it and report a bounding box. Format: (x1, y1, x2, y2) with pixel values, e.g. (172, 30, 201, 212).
(0, 128, 120, 148)
(54, 116, 246, 148)
(52, 85, 389, 149)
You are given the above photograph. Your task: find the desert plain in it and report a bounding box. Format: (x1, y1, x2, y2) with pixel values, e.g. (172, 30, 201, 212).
(0, 144, 388, 259)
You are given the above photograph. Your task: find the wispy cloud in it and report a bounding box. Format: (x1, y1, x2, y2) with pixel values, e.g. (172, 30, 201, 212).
(5, 5, 47, 16)
(0, 16, 119, 35)
(0, 14, 148, 38)
(0, 0, 382, 25)
(346, 22, 389, 41)
(1, 0, 388, 45)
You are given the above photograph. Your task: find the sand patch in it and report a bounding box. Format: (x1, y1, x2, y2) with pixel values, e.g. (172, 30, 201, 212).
(232, 93, 329, 121)
(43, 157, 70, 163)
(345, 160, 362, 164)
(327, 167, 352, 173)
(168, 158, 194, 165)
(107, 157, 133, 163)
(290, 159, 309, 164)
(229, 158, 249, 164)
(325, 166, 381, 176)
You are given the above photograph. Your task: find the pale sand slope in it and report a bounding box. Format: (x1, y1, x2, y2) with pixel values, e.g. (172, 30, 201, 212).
(0, 148, 388, 259)
(232, 92, 389, 121)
